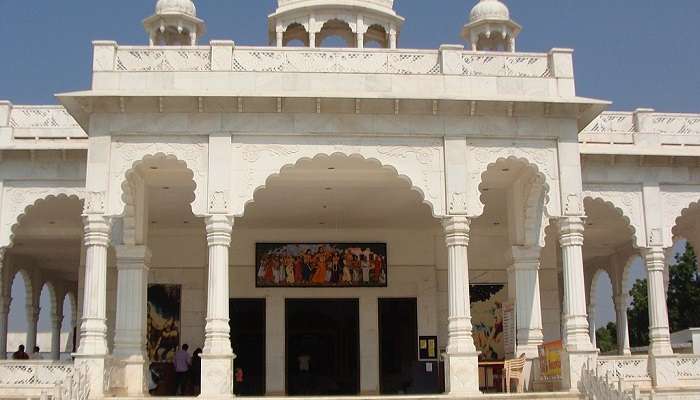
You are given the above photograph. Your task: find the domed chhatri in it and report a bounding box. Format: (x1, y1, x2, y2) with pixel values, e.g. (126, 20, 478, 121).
(268, 0, 405, 49)
(155, 0, 197, 17)
(463, 0, 521, 52)
(144, 0, 205, 46)
(469, 0, 510, 22)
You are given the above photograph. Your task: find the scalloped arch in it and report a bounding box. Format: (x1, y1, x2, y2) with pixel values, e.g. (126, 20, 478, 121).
(621, 253, 643, 296)
(239, 152, 440, 220)
(39, 281, 58, 317)
(589, 268, 613, 308)
(582, 196, 641, 249)
(476, 156, 551, 247)
(672, 199, 700, 239)
(1, 192, 84, 250)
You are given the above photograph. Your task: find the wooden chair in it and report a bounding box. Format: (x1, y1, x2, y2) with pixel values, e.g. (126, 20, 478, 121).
(502, 353, 527, 393)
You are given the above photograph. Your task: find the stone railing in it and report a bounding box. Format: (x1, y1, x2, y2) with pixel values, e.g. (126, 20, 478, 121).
(596, 356, 652, 389)
(676, 355, 700, 384)
(0, 360, 91, 399)
(580, 362, 641, 400)
(582, 110, 700, 136)
(97, 41, 564, 79)
(0, 104, 86, 141)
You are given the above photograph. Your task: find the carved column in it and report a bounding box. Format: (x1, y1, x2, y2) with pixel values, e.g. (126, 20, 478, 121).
(51, 308, 64, 360)
(613, 294, 631, 356)
(559, 217, 596, 390)
(0, 296, 9, 360)
(113, 245, 151, 396)
(74, 214, 111, 398)
(587, 303, 597, 349)
(643, 247, 679, 387)
(442, 216, 480, 395)
(201, 215, 234, 398)
(26, 304, 39, 355)
(389, 26, 397, 49)
(0, 251, 7, 360)
(508, 246, 544, 358)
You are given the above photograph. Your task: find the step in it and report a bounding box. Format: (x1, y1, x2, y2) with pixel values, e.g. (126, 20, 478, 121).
(112, 393, 583, 400)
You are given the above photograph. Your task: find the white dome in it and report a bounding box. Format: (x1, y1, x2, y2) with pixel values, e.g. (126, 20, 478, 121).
(469, 0, 510, 23)
(155, 0, 196, 17)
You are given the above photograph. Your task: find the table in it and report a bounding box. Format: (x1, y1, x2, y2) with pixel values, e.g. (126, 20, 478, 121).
(478, 361, 505, 392)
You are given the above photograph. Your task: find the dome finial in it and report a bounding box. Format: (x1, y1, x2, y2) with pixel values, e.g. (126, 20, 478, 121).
(462, 0, 521, 52)
(143, 0, 206, 46)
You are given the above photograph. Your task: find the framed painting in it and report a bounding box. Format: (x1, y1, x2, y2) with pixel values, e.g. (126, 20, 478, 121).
(470, 284, 506, 361)
(147, 284, 182, 362)
(256, 243, 388, 288)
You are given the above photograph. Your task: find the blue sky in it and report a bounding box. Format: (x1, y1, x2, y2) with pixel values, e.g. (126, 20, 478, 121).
(1, 1, 698, 334)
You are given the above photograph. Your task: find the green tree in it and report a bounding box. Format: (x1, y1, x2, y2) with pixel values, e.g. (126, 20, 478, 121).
(596, 322, 618, 353)
(628, 243, 700, 347)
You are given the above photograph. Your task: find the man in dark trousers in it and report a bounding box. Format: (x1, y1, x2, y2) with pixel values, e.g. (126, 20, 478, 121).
(173, 344, 191, 395)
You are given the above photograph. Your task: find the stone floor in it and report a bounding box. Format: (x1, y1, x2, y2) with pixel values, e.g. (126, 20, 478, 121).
(112, 394, 583, 400)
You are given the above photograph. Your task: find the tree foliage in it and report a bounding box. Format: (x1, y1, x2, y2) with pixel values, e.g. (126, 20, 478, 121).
(628, 243, 699, 347)
(596, 322, 618, 354)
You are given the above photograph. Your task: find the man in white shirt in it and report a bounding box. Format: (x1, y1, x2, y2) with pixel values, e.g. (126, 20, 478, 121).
(173, 344, 191, 395)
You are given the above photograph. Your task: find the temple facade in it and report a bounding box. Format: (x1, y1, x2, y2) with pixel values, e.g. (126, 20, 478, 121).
(0, 0, 699, 399)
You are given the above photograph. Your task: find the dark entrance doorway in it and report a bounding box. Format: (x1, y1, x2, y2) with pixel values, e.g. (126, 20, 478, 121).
(230, 299, 266, 396)
(379, 298, 418, 394)
(285, 299, 360, 396)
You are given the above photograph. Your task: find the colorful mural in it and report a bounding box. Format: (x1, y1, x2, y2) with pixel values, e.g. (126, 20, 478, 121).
(147, 284, 182, 362)
(470, 284, 506, 361)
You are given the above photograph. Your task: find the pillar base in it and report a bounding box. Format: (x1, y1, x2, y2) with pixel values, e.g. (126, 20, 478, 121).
(73, 355, 107, 400)
(650, 354, 679, 388)
(445, 352, 480, 396)
(200, 353, 235, 399)
(109, 354, 148, 396)
(561, 348, 597, 391)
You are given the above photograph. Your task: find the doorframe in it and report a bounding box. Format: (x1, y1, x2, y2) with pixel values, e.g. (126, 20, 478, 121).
(378, 297, 418, 395)
(284, 298, 361, 395)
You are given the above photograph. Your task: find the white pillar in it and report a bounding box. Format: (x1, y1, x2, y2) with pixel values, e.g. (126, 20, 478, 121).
(75, 214, 111, 398)
(276, 30, 284, 48)
(26, 305, 39, 354)
(509, 246, 544, 358)
(51, 310, 64, 361)
(201, 215, 234, 398)
(442, 216, 479, 395)
(0, 296, 9, 360)
(389, 26, 397, 49)
(587, 303, 596, 350)
(359, 296, 379, 394)
(613, 294, 631, 356)
(265, 296, 285, 396)
(113, 245, 151, 396)
(643, 247, 673, 356)
(558, 217, 595, 390)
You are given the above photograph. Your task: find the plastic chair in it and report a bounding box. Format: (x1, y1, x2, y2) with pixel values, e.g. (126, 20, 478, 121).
(502, 353, 527, 393)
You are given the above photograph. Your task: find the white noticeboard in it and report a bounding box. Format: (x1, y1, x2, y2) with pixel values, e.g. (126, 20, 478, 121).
(503, 302, 516, 359)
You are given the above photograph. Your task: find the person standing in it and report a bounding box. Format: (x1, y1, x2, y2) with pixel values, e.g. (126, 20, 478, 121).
(190, 348, 202, 395)
(173, 344, 191, 395)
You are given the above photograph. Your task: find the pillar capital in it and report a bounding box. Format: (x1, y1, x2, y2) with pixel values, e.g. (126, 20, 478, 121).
(508, 245, 542, 271)
(82, 215, 111, 248)
(205, 215, 233, 247)
(442, 216, 471, 247)
(559, 216, 585, 247)
(115, 245, 152, 270)
(642, 247, 666, 272)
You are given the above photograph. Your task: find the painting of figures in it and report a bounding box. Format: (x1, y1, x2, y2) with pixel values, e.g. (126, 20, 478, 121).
(470, 284, 506, 361)
(147, 284, 182, 362)
(256, 243, 388, 288)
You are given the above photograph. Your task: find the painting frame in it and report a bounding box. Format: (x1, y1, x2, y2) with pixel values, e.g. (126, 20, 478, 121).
(255, 243, 388, 288)
(147, 284, 182, 363)
(470, 283, 506, 361)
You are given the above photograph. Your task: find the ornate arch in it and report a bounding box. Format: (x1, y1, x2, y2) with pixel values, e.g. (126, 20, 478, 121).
(232, 136, 445, 217)
(661, 186, 700, 248)
(0, 186, 85, 249)
(582, 184, 645, 249)
(588, 268, 613, 309)
(109, 137, 207, 217)
(467, 140, 561, 218)
(39, 281, 58, 321)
